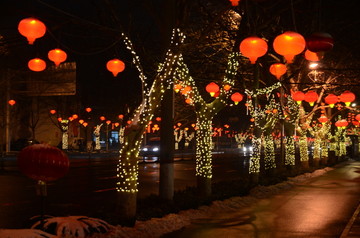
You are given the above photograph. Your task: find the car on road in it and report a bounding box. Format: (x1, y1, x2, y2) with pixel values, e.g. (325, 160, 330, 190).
(140, 137, 160, 156)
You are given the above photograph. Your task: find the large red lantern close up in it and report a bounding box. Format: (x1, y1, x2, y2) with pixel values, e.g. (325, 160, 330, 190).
(48, 48, 67, 67)
(339, 91, 356, 106)
(231, 92, 243, 105)
(292, 91, 305, 104)
(106, 59, 125, 77)
(306, 32, 334, 53)
(28, 58, 46, 72)
(17, 144, 69, 182)
(239, 36, 268, 64)
(324, 94, 338, 108)
(304, 91, 319, 106)
(269, 63, 287, 80)
(18, 17, 46, 45)
(273, 31, 306, 63)
(206, 82, 220, 97)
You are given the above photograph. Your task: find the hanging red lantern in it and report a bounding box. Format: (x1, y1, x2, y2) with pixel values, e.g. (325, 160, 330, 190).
(18, 17, 46, 45)
(78, 119, 84, 124)
(335, 119, 348, 129)
(106, 59, 125, 77)
(356, 114, 360, 122)
(324, 94, 338, 108)
(339, 91, 356, 106)
(304, 91, 319, 106)
(100, 116, 106, 121)
(8, 100, 16, 106)
(85, 107, 92, 113)
(353, 120, 359, 126)
(239, 36, 268, 64)
(174, 84, 182, 93)
(231, 92, 243, 105)
(118, 114, 124, 120)
(269, 63, 287, 80)
(292, 91, 305, 104)
(318, 114, 328, 124)
(83, 122, 88, 127)
(72, 114, 78, 120)
(17, 144, 69, 182)
(306, 32, 334, 53)
(28, 58, 46, 72)
(229, 0, 240, 6)
(49, 109, 56, 115)
(185, 98, 193, 104)
(206, 82, 220, 97)
(304, 50, 323, 62)
(223, 84, 231, 91)
(180, 86, 191, 95)
(106, 120, 111, 125)
(48, 48, 67, 67)
(273, 31, 306, 63)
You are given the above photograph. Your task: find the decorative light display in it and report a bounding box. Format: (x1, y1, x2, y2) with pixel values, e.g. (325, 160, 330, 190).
(285, 137, 296, 166)
(60, 120, 69, 150)
(205, 82, 220, 97)
(93, 124, 103, 150)
(174, 83, 182, 93)
(339, 91, 355, 106)
(306, 32, 334, 53)
(304, 90, 318, 106)
(231, 92, 243, 105)
(264, 135, 276, 170)
(299, 135, 309, 162)
(28, 58, 46, 72)
(106, 58, 125, 77)
(324, 94, 338, 108)
(269, 63, 287, 80)
(239, 36, 268, 64)
(273, 31, 306, 63)
(18, 17, 46, 44)
(249, 138, 261, 173)
(8, 100, 16, 106)
(48, 48, 67, 66)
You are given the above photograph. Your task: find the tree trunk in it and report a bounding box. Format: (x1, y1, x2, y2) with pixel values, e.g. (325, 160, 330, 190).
(197, 176, 211, 197)
(116, 192, 137, 227)
(299, 135, 309, 170)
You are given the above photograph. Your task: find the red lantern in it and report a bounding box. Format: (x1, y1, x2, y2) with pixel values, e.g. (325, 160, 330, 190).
(28, 58, 46, 72)
(306, 32, 334, 53)
(304, 50, 323, 62)
(239, 36, 268, 64)
(292, 91, 305, 104)
(339, 91, 356, 106)
(231, 92, 243, 105)
(356, 114, 360, 122)
(180, 86, 191, 95)
(82, 122, 88, 127)
(273, 31, 306, 63)
(229, 0, 240, 6)
(223, 84, 231, 91)
(106, 59, 125, 77)
(304, 91, 318, 106)
(49, 109, 56, 115)
(8, 100, 16, 106)
(18, 18, 46, 45)
(78, 119, 84, 124)
(48, 48, 67, 66)
(100, 116, 106, 121)
(206, 82, 220, 97)
(106, 120, 111, 125)
(185, 98, 193, 104)
(269, 63, 287, 80)
(17, 144, 69, 182)
(118, 114, 124, 120)
(318, 114, 328, 124)
(335, 119, 348, 129)
(324, 94, 338, 108)
(174, 84, 182, 93)
(72, 114, 78, 120)
(85, 107, 92, 113)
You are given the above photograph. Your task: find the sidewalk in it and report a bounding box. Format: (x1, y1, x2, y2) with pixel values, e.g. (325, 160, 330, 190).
(341, 202, 360, 237)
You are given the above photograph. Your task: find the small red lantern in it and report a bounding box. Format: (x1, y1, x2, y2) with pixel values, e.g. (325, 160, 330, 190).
(269, 63, 287, 80)
(17, 143, 69, 182)
(106, 59, 125, 77)
(18, 17, 46, 45)
(28, 58, 46, 72)
(273, 31, 306, 63)
(49, 109, 56, 115)
(174, 84, 182, 93)
(223, 84, 231, 91)
(231, 92, 243, 105)
(306, 32, 334, 53)
(114, 122, 120, 127)
(48, 48, 67, 66)
(106, 120, 111, 125)
(304, 91, 319, 106)
(304, 50, 323, 62)
(100, 116, 106, 121)
(185, 98, 193, 104)
(339, 91, 356, 106)
(324, 94, 338, 108)
(78, 119, 84, 124)
(229, 0, 240, 6)
(72, 114, 78, 120)
(85, 107, 92, 113)
(335, 119, 348, 129)
(82, 122, 88, 127)
(180, 86, 191, 95)
(8, 100, 16, 106)
(118, 114, 124, 120)
(292, 91, 305, 104)
(239, 36, 268, 64)
(206, 82, 220, 97)
(318, 114, 328, 124)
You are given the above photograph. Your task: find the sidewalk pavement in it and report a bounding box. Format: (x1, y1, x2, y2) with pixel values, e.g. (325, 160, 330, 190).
(341, 202, 360, 237)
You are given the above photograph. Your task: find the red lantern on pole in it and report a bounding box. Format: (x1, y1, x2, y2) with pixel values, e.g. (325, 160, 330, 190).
(28, 58, 46, 72)
(18, 17, 46, 45)
(269, 63, 287, 80)
(8, 100, 16, 106)
(206, 82, 220, 97)
(231, 92, 243, 105)
(304, 91, 319, 106)
(17, 144, 69, 182)
(306, 32, 334, 53)
(292, 91, 305, 104)
(324, 94, 338, 108)
(106, 59, 125, 77)
(339, 91, 356, 106)
(48, 48, 67, 67)
(239, 36, 268, 64)
(273, 31, 306, 63)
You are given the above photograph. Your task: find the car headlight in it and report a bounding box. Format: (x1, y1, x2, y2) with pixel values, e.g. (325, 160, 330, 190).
(143, 148, 148, 151)
(243, 147, 247, 152)
(152, 147, 159, 152)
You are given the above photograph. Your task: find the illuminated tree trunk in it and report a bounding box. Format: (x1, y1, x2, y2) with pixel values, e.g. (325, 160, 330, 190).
(313, 138, 321, 167)
(264, 134, 276, 171)
(195, 112, 214, 197)
(299, 135, 309, 169)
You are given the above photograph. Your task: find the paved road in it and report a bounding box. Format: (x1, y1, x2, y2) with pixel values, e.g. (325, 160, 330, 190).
(162, 161, 360, 237)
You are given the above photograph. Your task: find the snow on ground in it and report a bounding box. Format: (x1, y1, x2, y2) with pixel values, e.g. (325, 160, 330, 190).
(0, 167, 333, 238)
